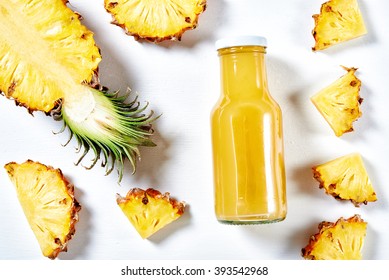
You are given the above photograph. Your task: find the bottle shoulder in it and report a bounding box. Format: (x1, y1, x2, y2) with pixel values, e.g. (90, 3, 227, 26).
(212, 95, 281, 113)
(211, 99, 283, 126)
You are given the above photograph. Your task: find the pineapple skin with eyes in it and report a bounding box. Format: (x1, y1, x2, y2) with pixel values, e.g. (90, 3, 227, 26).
(104, 0, 207, 42)
(311, 67, 363, 137)
(4, 160, 81, 259)
(312, 0, 367, 51)
(117, 188, 185, 239)
(302, 215, 367, 260)
(312, 153, 377, 206)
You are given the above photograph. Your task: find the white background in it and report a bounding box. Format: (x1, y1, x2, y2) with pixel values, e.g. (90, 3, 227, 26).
(1, 0, 388, 260)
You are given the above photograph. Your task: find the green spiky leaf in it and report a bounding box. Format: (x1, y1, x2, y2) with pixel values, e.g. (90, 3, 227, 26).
(52, 87, 158, 182)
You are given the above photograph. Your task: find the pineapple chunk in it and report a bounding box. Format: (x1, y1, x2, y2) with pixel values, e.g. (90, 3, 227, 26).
(312, 0, 367, 51)
(312, 153, 377, 206)
(302, 215, 367, 260)
(0, 0, 101, 113)
(311, 67, 362, 137)
(301, 215, 367, 260)
(117, 188, 185, 239)
(4, 160, 81, 259)
(104, 0, 207, 42)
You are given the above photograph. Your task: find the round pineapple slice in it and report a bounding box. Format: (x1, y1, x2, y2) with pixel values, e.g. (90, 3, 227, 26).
(117, 188, 185, 239)
(312, 153, 377, 206)
(312, 0, 367, 51)
(302, 215, 367, 260)
(311, 66, 363, 137)
(104, 0, 207, 42)
(4, 160, 81, 259)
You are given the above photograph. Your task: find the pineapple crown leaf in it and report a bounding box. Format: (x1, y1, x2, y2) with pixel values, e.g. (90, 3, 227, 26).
(51, 88, 159, 182)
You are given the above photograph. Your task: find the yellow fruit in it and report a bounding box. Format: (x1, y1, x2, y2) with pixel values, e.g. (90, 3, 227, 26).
(117, 188, 185, 239)
(312, 153, 377, 206)
(4, 160, 81, 259)
(302, 215, 367, 260)
(312, 0, 367, 51)
(0, 0, 101, 113)
(311, 66, 362, 137)
(0, 0, 156, 181)
(104, 0, 207, 42)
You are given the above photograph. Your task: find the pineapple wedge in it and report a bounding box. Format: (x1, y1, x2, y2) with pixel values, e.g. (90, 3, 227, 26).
(117, 188, 185, 239)
(312, 153, 377, 206)
(312, 0, 367, 51)
(302, 215, 367, 260)
(4, 160, 81, 259)
(311, 67, 362, 137)
(104, 0, 207, 42)
(0, 0, 101, 113)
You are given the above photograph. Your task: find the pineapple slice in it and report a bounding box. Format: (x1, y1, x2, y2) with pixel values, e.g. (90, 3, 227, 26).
(0, 0, 101, 113)
(302, 215, 367, 260)
(117, 188, 185, 239)
(312, 0, 367, 51)
(104, 0, 207, 42)
(4, 160, 81, 259)
(311, 66, 362, 137)
(312, 153, 377, 206)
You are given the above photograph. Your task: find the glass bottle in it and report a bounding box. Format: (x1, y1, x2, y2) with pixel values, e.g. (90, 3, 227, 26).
(211, 36, 287, 224)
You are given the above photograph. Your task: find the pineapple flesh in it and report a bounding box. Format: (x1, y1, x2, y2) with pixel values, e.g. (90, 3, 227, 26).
(104, 0, 207, 42)
(302, 215, 367, 260)
(0, 0, 101, 113)
(312, 0, 367, 51)
(4, 160, 81, 259)
(311, 67, 362, 137)
(312, 153, 377, 206)
(117, 188, 185, 239)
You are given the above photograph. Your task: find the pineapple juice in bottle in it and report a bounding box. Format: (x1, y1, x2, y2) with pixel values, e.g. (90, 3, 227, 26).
(211, 36, 286, 224)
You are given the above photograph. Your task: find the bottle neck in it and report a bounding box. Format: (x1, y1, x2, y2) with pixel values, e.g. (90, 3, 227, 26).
(218, 46, 269, 99)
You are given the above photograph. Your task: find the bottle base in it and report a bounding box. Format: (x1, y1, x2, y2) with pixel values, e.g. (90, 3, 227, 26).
(217, 216, 286, 225)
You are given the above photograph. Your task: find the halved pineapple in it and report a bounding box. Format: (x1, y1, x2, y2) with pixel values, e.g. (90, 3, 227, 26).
(4, 160, 81, 259)
(302, 215, 367, 260)
(312, 0, 367, 51)
(104, 0, 207, 42)
(117, 188, 185, 239)
(311, 66, 362, 137)
(0, 0, 101, 113)
(312, 153, 377, 206)
(0, 0, 156, 181)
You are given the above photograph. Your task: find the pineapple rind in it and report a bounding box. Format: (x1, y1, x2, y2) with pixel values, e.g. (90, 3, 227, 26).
(104, 0, 207, 42)
(311, 67, 362, 137)
(312, 0, 367, 51)
(312, 153, 377, 206)
(0, 0, 101, 113)
(302, 215, 367, 260)
(4, 160, 81, 259)
(117, 188, 185, 239)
